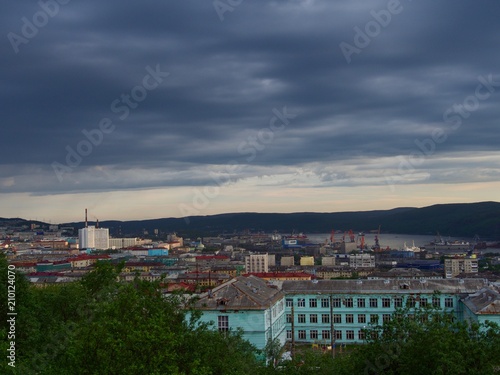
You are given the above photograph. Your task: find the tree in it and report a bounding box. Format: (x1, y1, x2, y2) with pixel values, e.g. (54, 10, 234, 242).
(341, 304, 500, 375)
(1, 257, 260, 374)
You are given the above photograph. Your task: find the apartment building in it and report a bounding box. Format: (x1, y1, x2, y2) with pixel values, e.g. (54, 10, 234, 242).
(350, 254, 375, 268)
(245, 253, 269, 273)
(444, 257, 478, 278)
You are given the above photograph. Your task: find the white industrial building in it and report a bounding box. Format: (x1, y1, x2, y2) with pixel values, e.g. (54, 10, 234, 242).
(78, 226, 110, 250)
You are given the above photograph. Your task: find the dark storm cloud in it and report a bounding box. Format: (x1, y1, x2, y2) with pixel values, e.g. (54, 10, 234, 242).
(1, 0, 500, 194)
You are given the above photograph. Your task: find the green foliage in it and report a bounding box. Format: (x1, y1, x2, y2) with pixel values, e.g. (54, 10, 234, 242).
(261, 301, 500, 375)
(335, 305, 500, 375)
(0, 256, 259, 374)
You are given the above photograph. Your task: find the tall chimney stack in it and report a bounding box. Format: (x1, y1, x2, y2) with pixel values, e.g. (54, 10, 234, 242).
(96, 218, 99, 228)
(85, 208, 88, 228)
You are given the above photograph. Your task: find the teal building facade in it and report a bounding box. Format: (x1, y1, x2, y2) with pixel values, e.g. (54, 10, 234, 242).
(282, 278, 498, 345)
(191, 275, 287, 350)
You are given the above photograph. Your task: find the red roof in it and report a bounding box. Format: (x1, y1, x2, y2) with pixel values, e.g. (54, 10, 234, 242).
(164, 282, 196, 292)
(10, 262, 37, 267)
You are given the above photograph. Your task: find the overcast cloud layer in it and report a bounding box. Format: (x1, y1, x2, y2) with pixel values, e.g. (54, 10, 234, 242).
(1, 0, 500, 222)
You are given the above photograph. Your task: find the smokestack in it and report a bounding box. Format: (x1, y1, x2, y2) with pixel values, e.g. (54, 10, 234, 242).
(96, 218, 99, 228)
(85, 208, 88, 228)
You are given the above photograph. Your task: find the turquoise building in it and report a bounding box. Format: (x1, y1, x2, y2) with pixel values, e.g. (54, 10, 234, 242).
(191, 277, 499, 351)
(460, 287, 500, 327)
(191, 275, 286, 350)
(281, 278, 498, 345)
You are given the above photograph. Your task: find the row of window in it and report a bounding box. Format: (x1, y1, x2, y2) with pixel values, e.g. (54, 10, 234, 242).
(286, 297, 454, 309)
(288, 313, 391, 324)
(286, 329, 365, 341)
(219, 314, 287, 333)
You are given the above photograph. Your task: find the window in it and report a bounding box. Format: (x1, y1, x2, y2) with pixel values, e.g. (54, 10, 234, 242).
(309, 299, 317, 308)
(286, 330, 292, 340)
(382, 314, 391, 323)
(344, 298, 353, 308)
(286, 314, 292, 323)
(332, 298, 341, 308)
(333, 314, 341, 323)
(382, 298, 391, 308)
(298, 330, 306, 340)
(420, 298, 428, 308)
(445, 297, 454, 308)
(322, 330, 331, 340)
(286, 298, 293, 307)
(346, 314, 354, 323)
(310, 330, 318, 340)
(357, 298, 366, 308)
(432, 297, 441, 308)
(358, 314, 366, 324)
(321, 298, 330, 308)
(358, 330, 366, 340)
(407, 297, 416, 308)
(394, 297, 403, 308)
(322, 314, 330, 324)
(346, 330, 355, 340)
(310, 314, 318, 324)
(369, 298, 378, 308)
(335, 330, 342, 340)
(218, 316, 229, 332)
(298, 314, 306, 323)
(370, 314, 379, 324)
(297, 298, 305, 308)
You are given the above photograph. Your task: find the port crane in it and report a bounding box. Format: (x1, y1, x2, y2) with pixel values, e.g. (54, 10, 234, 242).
(342, 230, 356, 243)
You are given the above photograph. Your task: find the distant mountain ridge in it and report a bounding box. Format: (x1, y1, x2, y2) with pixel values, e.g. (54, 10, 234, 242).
(3, 202, 499, 239)
(60, 201, 500, 239)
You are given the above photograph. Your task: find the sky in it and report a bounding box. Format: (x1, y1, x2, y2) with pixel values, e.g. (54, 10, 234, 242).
(1, 0, 500, 223)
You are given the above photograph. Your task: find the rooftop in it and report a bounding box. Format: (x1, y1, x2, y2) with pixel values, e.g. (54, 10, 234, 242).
(193, 275, 284, 310)
(282, 278, 488, 295)
(462, 288, 500, 314)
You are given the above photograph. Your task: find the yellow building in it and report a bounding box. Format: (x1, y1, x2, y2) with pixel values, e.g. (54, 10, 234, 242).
(300, 256, 314, 266)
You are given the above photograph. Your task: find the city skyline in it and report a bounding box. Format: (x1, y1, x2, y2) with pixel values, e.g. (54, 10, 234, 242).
(2, 1, 500, 223)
